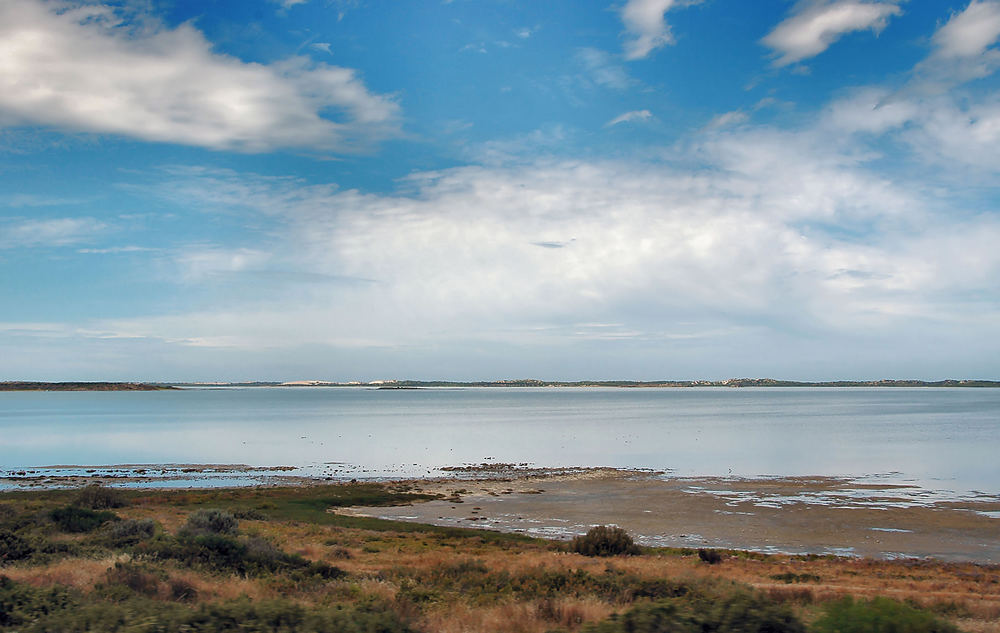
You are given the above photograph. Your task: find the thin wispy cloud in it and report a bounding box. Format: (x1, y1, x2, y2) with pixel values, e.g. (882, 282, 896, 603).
(606, 110, 653, 126)
(0, 218, 105, 249)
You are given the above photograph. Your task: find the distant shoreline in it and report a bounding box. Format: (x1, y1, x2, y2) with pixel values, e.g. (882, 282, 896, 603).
(3, 378, 1000, 391)
(0, 382, 176, 392)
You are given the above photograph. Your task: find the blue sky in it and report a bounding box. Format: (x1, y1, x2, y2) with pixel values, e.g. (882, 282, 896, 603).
(1, 0, 999, 381)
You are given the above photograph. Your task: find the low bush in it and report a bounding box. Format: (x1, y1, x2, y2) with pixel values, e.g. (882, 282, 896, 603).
(74, 485, 127, 510)
(812, 597, 959, 633)
(49, 506, 117, 533)
(698, 548, 723, 564)
(182, 509, 237, 536)
(144, 533, 345, 579)
(571, 526, 641, 557)
(585, 590, 805, 633)
(0, 530, 34, 562)
(0, 576, 413, 632)
(107, 518, 156, 545)
(232, 507, 268, 520)
(168, 578, 197, 603)
(98, 562, 162, 598)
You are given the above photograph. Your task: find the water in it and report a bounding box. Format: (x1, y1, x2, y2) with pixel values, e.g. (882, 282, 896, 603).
(1, 387, 998, 495)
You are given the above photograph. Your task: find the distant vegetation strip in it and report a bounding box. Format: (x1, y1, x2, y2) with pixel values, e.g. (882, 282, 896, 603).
(0, 382, 176, 392)
(171, 378, 1000, 388)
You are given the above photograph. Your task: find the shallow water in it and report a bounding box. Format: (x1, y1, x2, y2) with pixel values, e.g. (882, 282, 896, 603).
(2, 386, 998, 495)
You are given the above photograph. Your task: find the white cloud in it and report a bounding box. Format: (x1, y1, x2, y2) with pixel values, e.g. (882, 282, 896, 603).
(309, 42, 332, 55)
(606, 110, 653, 126)
(0, 217, 105, 248)
(901, 1, 1000, 94)
(763, 0, 902, 67)
(621, 0, 683, 60)
(0, 0, 400, 153)
(932, 1, 1000, 59)
(97, 124, 1000, 361)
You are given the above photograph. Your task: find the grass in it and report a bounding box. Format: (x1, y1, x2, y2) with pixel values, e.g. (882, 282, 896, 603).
(1, 483, 998, 633)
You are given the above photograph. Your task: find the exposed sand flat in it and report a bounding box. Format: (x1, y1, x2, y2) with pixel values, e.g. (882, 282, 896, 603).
(343, 470, 1000, 563)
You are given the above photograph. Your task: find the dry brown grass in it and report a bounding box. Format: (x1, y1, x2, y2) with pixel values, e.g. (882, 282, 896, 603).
(4, 484, 998, 633)
(2, 555, 126, 589)
(418, 597, 615, 633)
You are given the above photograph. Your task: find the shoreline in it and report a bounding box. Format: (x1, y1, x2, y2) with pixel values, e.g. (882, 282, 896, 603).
(4, 464, 998, 564)
(345, 470, 1000, 563)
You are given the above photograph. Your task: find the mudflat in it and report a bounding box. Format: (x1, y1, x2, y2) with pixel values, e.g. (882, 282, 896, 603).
(344, 469, 1000, 563)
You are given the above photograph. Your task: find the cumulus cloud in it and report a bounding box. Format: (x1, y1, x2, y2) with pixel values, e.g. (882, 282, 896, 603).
(0, 217, 105, 248)
(606, 110, 653, 126)
(621, 0, 686, 60)
(763, 0, 902, 67)
(0, 0, 400, 152)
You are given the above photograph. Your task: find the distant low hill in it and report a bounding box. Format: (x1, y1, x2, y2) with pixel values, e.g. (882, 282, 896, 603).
(0, 382, 176, 391)
(172, 378, 1000, 388)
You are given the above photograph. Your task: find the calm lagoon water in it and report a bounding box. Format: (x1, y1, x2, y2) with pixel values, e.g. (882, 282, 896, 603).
(1, 387, 998, 495)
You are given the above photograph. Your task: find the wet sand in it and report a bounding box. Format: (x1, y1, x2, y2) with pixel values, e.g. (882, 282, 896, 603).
(343, 469, 1000, 563)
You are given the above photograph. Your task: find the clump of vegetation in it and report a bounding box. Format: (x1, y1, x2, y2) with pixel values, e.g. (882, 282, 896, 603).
(572, 526, 641, 557)
(144, 531, 344, 580)
(0, 505, 16, 522)
(97, 562, 163, 599)
(168, 578, 198, 603)
(232, 507, 268, 520)
(0, 576, 413, 632)
(107, 518, 156, 546)
(0, 530, 34, 562)
(49, 506, 117, 533)
(698, 548, 723, 564)
(181, 509, 237, 536)
(771, 572, 821, 584)
(585, 590, 805, 633)
(74, 485, 127, 510)
(812, 597, 959, 633)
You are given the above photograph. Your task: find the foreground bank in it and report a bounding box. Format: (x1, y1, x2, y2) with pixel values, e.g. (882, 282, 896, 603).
(1, 482, 998, 633)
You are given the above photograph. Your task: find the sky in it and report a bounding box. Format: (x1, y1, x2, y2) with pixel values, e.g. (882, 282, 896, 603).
(1, 0, 999, 382)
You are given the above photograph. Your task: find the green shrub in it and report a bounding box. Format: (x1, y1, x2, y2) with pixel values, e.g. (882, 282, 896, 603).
(571, 526, 641, 557)
(144, 533, 345, 579)
(74, 485, 127, 510)
(0, 576, 75, 626)
(0, 505, 17, 522)
(0, 576, 413, 632)
(585, 590, 805, 633)
(232, 507, 268, 520)
(50, 507, 117, 533)
(182, 509, 238, 536)
(0, 530, 34, 562)
(812, 597, 959, 633)
(107, 518, 156, 545)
